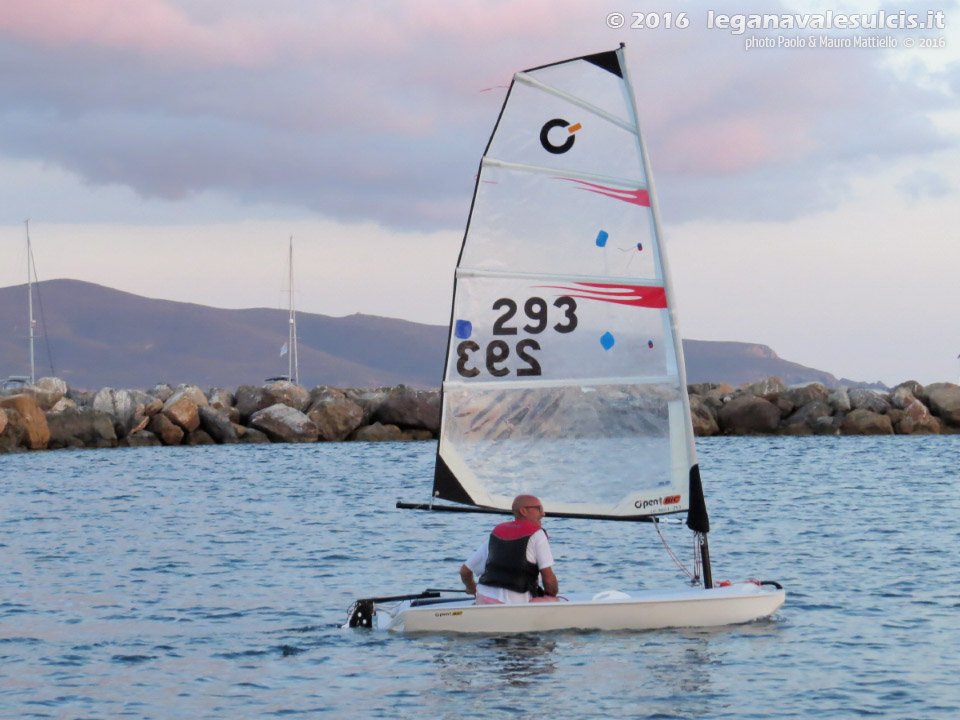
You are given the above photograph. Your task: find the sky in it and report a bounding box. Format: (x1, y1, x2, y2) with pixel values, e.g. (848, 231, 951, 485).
(0, 0, 958, 386)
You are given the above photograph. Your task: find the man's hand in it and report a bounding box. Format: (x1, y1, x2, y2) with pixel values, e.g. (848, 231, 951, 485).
(540, 567, 558, 597)
(459, 564, 477, 595)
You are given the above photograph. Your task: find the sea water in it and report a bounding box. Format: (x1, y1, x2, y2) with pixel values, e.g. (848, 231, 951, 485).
(1, 437, 958, 719)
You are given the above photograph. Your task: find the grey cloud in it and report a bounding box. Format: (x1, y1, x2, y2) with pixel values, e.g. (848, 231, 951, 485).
(896, 169, 954, 200)
(0, 5, 955, 230)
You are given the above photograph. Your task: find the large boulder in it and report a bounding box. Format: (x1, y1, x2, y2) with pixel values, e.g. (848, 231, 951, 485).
(896, 400, 940, 435)
(148, 413, 185, 446)
(744, 377, 787, 399)
(46, 407, 118, 449)
(237, 427, 271, 444)
(198, 406, 239, 444)
(889, 386, 919, 410)
(0, 394, 50, 449)
(236, 384, 307, 421)
(893, 381, 925, 404)
(926, 383, 960, 427)
(687, 383, 718, 396)
(848, 388, 891, 415)
(35, 376, 69, 396)
(828, 386, 851, 412)
(174, 385, 209, 408)
(343, 388, 393, 425)
(782, 401, 833, 435)
(0, 408, 6, 436)
(93, 388, 143, 438)
(48, 397, 78, 414)
(249, 403, 319, 443)
(781, 383, 829, 408)
(770, 395, 795, 419)
(701, 383, 735, 412)
(717, 395, 781, 434)
(372, 388, 441, 433)
(208, 388, 235, 412)
(349, 422, 412, 442)
(0, 408, 28, 452)
(263, 381, 311, 412)
(688, 395, 719, 437)
(235, 385, 270, 420)
(143, 397, 164, 416)
(307, 389, 364, 441)
(812, 415, 842, 435)
(67, 388, 96, 408)
(162, 390, 201, 433)
(8, 384, 63, 411)
(840, 409, 894, 435)
(151, 383, 175, 403)
(120, 430, 162, 448)
(184, 429, 216, 446)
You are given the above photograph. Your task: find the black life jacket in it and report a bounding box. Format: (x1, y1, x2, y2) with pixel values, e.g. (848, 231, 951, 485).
(477, 520, 544, 594)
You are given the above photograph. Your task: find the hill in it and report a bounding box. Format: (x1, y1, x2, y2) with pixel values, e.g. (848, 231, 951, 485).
(1, 279, 865, 391)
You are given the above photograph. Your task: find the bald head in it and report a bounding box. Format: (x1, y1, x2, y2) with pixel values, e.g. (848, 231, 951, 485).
(512, 494, 545, 526)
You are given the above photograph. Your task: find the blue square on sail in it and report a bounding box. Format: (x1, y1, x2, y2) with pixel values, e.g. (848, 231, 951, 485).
(596, 230, 609, 247)
(600, 332, 615, 350)
(455, 320, 473, 339)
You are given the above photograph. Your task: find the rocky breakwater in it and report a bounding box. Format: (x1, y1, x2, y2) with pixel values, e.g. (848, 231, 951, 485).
(688, 378, 960, 436)
(0, 379, 440, 454)
(3, 376, 959, 453)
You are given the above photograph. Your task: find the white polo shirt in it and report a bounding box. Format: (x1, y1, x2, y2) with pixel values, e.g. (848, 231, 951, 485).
(465, 529, 554, 604)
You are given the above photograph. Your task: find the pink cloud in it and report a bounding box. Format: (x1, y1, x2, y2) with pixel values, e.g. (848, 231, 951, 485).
(662, 115, 815, 175)
(0, 0, 280, 67)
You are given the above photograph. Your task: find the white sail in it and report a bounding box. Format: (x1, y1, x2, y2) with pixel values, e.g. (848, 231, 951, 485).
(434, 47, 702, 521)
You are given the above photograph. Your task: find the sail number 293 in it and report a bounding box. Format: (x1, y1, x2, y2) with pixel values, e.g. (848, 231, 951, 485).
(456, 296, 578, 378)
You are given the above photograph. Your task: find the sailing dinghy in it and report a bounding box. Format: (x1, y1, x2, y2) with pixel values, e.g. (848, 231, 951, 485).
(348, 45, 784, 633)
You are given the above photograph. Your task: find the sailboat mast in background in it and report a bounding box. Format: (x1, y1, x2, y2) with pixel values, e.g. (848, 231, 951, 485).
(25, 219, 36, 385)
(287, 236, 299, 385)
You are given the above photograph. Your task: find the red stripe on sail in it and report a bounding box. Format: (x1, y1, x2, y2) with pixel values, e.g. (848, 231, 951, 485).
(537, 282, 667, 308)
(556, 177, 650, 207)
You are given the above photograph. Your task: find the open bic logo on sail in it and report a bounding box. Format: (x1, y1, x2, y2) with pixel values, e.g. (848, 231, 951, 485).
(635, 496, 682, 509)
(540, 118, 581, 154)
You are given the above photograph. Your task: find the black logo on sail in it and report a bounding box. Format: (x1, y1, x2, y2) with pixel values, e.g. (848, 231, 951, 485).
(540, 118, 581, 154)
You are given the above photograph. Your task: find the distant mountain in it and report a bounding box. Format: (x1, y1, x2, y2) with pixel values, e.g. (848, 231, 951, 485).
(1, 279, 867, 391)
(684, 339, 857, 388)
(0, 279, 446, 390)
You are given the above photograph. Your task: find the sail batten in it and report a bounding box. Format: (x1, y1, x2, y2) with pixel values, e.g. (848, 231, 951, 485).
(482, 157, 647, 189)
(457, 268, 664, 287)
(514, 73, 636, 132)
(434, 47, 700, 520)
(443, 373, 681, 392)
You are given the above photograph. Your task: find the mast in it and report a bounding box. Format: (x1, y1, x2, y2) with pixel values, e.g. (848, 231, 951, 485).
(618, 46, 712, 588)
(287, 236, 299, 385)
(25, 219, 36, 385)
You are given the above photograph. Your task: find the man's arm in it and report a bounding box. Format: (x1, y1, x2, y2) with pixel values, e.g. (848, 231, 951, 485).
(540, 566, 558, 597)
(459, 564, 477, 595)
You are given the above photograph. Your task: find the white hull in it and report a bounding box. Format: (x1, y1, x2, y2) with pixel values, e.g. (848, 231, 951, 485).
(377, 582, 785, 633)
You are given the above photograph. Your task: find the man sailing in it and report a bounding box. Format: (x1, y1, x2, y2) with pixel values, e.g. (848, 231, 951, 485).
(459, 494, 559, 604)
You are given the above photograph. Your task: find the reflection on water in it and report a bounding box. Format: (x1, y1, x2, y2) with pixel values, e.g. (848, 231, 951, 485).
(434, 634, 558, 691)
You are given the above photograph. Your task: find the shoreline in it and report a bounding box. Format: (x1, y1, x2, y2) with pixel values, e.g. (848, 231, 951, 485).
(2, 376, 958, 454)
